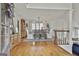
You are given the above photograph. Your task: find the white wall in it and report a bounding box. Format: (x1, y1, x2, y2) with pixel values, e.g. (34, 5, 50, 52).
(72, 3, 79, 37)
(72, 3, 79, 44)
(13, 3, 71, 32)
(13, 3, 71, 40)
(72, 4, 79, 39)
(72, 3, 79, 28)
(13, 3, 73, 53)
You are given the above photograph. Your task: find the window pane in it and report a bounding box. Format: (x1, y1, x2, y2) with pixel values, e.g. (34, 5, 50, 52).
(36, 23, 39, 30)
(40, 23, 43, 30)
(32, 23, 35, 30)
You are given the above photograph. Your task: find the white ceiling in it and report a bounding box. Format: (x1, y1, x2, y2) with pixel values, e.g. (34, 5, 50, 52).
(26, 3, 72, 9)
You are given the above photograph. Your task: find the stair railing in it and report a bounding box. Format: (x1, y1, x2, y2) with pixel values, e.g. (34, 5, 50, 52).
(54, 30, 69, 45)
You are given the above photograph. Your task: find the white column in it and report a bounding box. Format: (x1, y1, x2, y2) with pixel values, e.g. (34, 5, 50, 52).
(69, 9, 73, 45)
(0, 4, 1, 53)
(69, 9, 73, 54)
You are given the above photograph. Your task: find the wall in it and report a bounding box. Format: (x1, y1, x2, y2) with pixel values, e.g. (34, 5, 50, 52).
(13, 3, 71, 32)
(72, 3, 79, 44)
(13, 3, 72, 40)
(72, 3, 79, 28)
(13, 3, 73, 54)
(72, 3, 79, 39)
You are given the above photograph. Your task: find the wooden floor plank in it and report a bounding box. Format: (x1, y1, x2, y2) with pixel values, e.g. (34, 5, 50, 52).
(10, 41, 72, 56)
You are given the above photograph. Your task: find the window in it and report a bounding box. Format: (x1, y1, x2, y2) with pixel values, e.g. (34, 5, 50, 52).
(32, 22, 43, 30)
(36, 23, 39, 30)
(40, 23, 43, 30)
(32, 23, 35, 30)
(73, 27, 79, 40)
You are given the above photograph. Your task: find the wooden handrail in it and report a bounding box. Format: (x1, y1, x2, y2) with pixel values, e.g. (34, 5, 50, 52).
(54, 30, 69, 45)
(53, 30, 69, 32)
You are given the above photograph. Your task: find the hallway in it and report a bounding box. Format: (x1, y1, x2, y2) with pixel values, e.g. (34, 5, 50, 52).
(10, 41, 72, 56)
(1, 3, 79, 56)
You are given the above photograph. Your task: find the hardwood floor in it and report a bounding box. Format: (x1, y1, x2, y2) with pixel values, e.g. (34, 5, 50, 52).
(10, 41, 72, 56)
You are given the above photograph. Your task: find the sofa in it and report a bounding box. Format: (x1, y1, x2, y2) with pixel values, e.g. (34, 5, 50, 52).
(72, 43, 79, 56)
